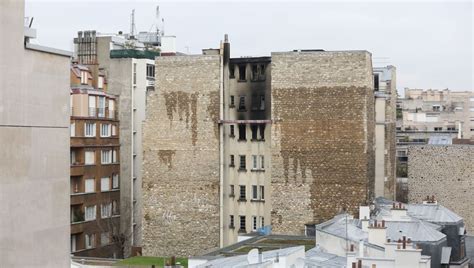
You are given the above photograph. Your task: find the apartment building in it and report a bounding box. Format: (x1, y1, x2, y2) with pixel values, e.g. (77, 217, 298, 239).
(74, 29, 175, 256)
(142, 36, 375, 256)
(70, 64, 121, 258)
(0, 0, 71, 267)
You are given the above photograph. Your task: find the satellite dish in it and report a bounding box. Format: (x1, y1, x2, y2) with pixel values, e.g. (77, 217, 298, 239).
(247, 248, 259, 264)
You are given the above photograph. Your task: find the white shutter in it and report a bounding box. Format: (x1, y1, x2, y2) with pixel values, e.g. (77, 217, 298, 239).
(101, 177, 110, 192)
(70, 123, 75, 137)
(112, 174, 119, 189)
(85, 151, 95, 165)
(85, 178, 95, 193)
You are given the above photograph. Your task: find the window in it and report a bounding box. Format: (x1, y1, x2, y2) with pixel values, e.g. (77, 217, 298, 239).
(230, 155, 235, 167)
(101, 232, 110, 246)
(432, 105, 441, 112)
(259, 124, 265, 140)
(230, 95, 235, 107)
(374, 73, 379, 91)
(101, 124, 111, 137)
(261, 216, 265, 227)
(239, 155, 246, 170)
(112, 174, 119, 189)
(260, 95, 265, 110)
(98, 76, 104, 89)
(252, 216, 257, 231)
(239, 185, 246, 200)
(230, 215, 235, 228)
(238, 96, 246, 110)
(112, 149, 117, 163)
(101, 150, 112, 164)
(70, 123, 75, 137)
(238, 65, 246, 81)
(88, 95, 96, 116)
(434, 127, 443, 131)
(146, 64, 155, 78)
(112, 200, 119, 215)
(447, 126, 456, 131)
(238, 124, 246, 140)
(260, 186, 265, 200)
(230, 185, 235, 197)
(85, 178, 95, 193)
(230, 125, 235, 137)
(251, 125, 258, 140)
(239, 215, 246, 231)
(112, 125, 117, 136)
(85, 233, 95, 249)
(252, 185, 258, 199)
(229, 65, 235, 78)
(85, 123, 96, 137)
(101, 203, 112, 218)
(71, 235, 77, 252)
(108, 100, 115, 119)
(85, 205, 96, 221)
(70, 151, 76, 165)
(81, 71, 88, 84)
(85, 151, 95, 165)
(259, 155, 265, 170)
(98, 97, 105, 117)
(252, 155, 258, 170)
(101, 177, 110, 192)
(133, 63, 137, 84)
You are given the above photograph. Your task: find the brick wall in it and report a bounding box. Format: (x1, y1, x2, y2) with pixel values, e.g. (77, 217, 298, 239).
(270, 51, 375, 234)
(408, 145, 474, 233)
(142, 55, 221, 256)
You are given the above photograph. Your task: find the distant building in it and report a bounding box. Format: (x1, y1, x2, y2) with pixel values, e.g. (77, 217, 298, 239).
(314, 197, 470, 268)
(70, 64, 121, 257)
(142, 36, 376, 256)
(408, 144, 474, 236)
(73, 27, 176, 256)
(0, 0, 71, 267)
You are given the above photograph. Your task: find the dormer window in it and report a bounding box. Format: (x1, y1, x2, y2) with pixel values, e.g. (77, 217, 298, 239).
(81, 71, 88, 85)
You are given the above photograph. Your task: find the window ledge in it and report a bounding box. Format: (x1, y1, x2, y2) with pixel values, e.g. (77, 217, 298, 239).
(238, 198, 247, 202)
(229, 164, 235, 168)
(250, 199, 265, 203)
(238, 229, 247, 233)
(70, 192, 95, 196)
(251, 139, 265, 142)
(229, 105, 235, 108)
(237, 80, 247, 83)
(229, 194, 235, 198)
(229, 225, 235, 229)
(238, 168, 247, 172)
(237, 109, 247, 112)
(100, 189, 120, 193)
(229, 134, 235, 138)
(250, 169, 265, 172)
(237, 139, 247, 142)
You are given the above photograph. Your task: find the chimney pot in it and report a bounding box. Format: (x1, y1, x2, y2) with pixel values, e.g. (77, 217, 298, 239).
(358, 259, 362, 268)
(350, 244, 354, 252)
(382, 220, 385, 228)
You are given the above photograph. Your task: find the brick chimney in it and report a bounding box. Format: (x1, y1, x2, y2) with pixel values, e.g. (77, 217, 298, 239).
(390, 202, 408, 220)
(368, 220, 387, 247)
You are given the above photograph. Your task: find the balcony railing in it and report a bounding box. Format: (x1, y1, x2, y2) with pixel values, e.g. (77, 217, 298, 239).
(88, 107, 96, 117)
(75, 108, 117, 120)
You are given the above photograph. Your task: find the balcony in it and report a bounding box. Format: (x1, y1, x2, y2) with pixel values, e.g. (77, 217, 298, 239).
(72, 108, 117, 120)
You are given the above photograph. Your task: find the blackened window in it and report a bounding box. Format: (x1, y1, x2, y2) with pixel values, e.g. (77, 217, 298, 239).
(230, 155, 235, 167)
(229, 64, 235, 78)
(239, 65, 246, 81)
(251, 65, 258, 81)
(230, 95, 235, 107)
(252, 185, 258, 199)
(239, 96, 246, 111)
(230, 215, 235, 227)
(239, 185, 246, 200)
(238, 124, 246, 140)
(239, 155, 246, 170)
(230, 185, 234, 196)
(239, 215, 246, 231)
(251, 94, 258, 110)
(374, 73, 379, 91)
(260, 95, 265, 110)
(259, 124, 265, 140)
(251, 125, 258, 140)
(230, 125, 235, 137)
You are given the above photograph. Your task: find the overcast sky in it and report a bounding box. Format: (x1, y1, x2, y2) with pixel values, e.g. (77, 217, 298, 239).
(25, 0, 473, 94)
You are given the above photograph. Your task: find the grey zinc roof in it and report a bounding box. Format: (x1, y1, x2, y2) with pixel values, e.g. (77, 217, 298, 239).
(428, 136, 452, 145)
(316, 214, 367, 242)
(407, 204, 463, 224)
(304, 247, 346, 267)
(385, 221, 445, 242)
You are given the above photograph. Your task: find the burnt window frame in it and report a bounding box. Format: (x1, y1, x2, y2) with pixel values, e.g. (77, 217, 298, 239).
(258, 124, 265, 141)
(229, 215, 235, 228)
(239, 155, 246, 171)
(238, 65, 246, 82)
(250, 124, 258, 141)
(230, 154, 235, 167)
(230, 125, 235, 138)
(229, 64, 235, 79)
(239, 185, 246, 200)
(238, 95, 246, 111)
(238, 124, 246, 141)
(230, 95, 235, 108)
(229, 185, 235, 197)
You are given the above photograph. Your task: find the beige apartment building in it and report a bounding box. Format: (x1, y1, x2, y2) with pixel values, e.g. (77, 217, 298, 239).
(142, 36, 376, 257)
(0, 0, 72, 267)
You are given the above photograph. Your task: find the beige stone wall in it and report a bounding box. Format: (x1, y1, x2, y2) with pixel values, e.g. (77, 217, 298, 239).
(408, 145, 474, 233)
(384, 68, 397, 199)
(270, 51, 375, 234)
(142, 55, 221, 256)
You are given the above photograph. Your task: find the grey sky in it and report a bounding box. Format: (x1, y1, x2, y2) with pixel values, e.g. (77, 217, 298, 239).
(25, 1, 473, 93)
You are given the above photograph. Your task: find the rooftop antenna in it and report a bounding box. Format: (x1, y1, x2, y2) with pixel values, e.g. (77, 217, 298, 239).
(130, 9, 136, 38)
(162, 18, 165, 36)
(155, 6, 161, 35)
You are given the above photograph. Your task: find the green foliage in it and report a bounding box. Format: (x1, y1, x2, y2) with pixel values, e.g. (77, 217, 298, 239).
(116, 256, 188, 267)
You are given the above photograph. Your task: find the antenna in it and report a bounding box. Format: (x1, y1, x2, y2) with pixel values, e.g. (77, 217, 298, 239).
(162, 18, 165, 36)
(130, 9, 136, 38)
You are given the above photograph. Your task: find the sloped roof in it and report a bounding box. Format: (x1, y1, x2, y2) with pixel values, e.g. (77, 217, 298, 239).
(385, 221, 445, 242)
(407, 204, 463, 224)
(304, 247, 346, 267)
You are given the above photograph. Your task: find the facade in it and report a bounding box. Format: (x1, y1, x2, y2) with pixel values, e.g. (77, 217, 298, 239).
(373, 66, 397, 199)
(74, 29, 170, 255)
(70, 64, 122, 257)
(0, 0, 72, 267)
(142, 37, 376, 256)
(408, 145, 474, 235)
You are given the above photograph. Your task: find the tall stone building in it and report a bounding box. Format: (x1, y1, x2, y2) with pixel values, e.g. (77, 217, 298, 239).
(0, 0, 71, 266)
(142, 38, 375, 256)
(270, 51, 375, 234)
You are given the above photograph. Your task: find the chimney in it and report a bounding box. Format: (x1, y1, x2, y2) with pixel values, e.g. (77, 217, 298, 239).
(359, 205, 370, 220)
(359, 240, 364, 257)
(361, 216, 369, 232)
(390, 202, 408, 220)
(368, 220, 387, 247)
(258, 247, 263, 263)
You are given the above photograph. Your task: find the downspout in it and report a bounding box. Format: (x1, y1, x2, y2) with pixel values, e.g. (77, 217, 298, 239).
(218, 37, 225, 248)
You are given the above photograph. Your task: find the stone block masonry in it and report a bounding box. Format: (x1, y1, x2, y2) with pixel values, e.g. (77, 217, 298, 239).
(408, 145, 474, 233)
(270, 51, 375, 234)
(142, 55, 221, 256)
